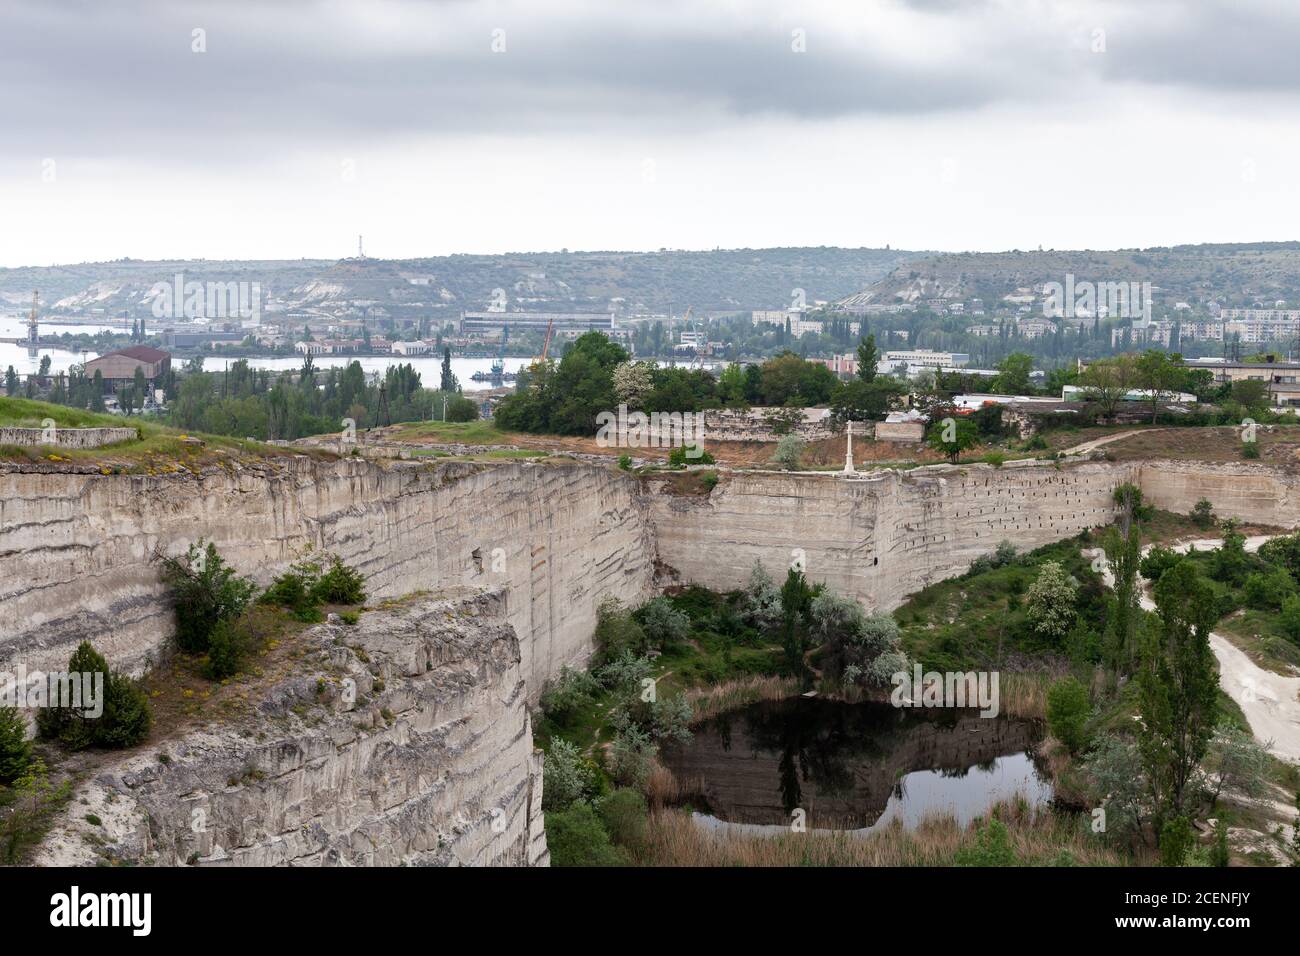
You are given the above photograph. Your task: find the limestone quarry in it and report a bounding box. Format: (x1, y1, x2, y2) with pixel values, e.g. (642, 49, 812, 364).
(3, 450, 1298, 865)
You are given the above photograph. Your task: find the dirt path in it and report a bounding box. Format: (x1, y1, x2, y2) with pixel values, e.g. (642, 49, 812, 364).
(1086, 535, 1300, 762)
(1059, 428, 1161, 457)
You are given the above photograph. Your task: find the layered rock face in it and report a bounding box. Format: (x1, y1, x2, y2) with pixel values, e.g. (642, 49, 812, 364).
(0, 426, 138, 449)
(0, 457, 655, 692)
(8, 451, 1300, 867)
(1135, 459, 1300, 527)
(34, 590, 549, 867)
(649, 460, 1131, 611)
(6, 453, 1295, 683)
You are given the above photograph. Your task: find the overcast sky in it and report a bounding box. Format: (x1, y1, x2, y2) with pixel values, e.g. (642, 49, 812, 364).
(3, 0, 1300, 266)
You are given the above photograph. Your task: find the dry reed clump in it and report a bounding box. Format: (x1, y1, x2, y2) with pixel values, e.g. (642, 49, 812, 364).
(685, 675, 801, 723)
(996, 672, 1053, 720)
(636, 799, 1146, 867)
(644, 762, 693, 808)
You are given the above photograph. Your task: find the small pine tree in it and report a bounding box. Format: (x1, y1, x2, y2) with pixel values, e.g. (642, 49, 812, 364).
(0, 705, 33, 785)
(95, 671, 152, 749)
(36, 641, 109, 750)
(35, 641, 151, 751)
(1190, 498, 1215, 530)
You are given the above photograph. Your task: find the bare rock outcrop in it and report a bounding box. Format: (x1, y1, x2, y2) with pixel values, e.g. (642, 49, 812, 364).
(34, 589, 548, 867)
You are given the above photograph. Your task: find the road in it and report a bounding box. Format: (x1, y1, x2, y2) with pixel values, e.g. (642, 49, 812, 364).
(1087, 535, 1300, 762)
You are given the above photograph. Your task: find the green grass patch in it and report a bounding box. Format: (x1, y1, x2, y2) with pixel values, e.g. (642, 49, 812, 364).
(0, 397, 325, 467)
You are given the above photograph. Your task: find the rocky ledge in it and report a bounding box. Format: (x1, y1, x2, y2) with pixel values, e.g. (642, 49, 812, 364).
(34, 588, 548, 867)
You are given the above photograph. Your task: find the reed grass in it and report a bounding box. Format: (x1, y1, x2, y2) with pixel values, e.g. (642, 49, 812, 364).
(684, 674, 801, 723)
(636, 799, 1148, 867)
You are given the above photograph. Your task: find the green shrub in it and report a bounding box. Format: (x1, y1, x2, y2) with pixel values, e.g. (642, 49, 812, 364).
(158, 540, 257, 654)
(637, 597, 691, 651)
(1242, 442, 1261, 460)
(1026, 561, 1078, 642)
(701, 470, 719, 489)
(954, 818, 1017, 866)
(598, 789, 648, 851)
(1243, 566, 1296, 610)
(539, 667, 601, 724)
(592, 596, 649, 662)
(95, 671, 153, 749)
(771, 434, 803, 471)
(668, 445, 715, 467)
(1139, 545, 1182, 583)
(617, 454, 632, 470)
(1046, 676, 1091, 754)
(1159, 816, 1194, 866)
(542, 738, 598, 811)
(1279, 594, 1300, 644)
(261, 571, 318, 621)
(204, 618, 252, 680)
(1190, 498, 1215, 530)
(312, 555, 368, 605)
(1210, 820, 1230, 867)
(609, 726, 656, 790)
(544, 803, 625, 867)
(0, 760, 71, 864)
(260, 551, 367, 621)
(611, 694, 692, 745)
(445, 395, 480, 422)
(35, 641, 151, 751)
(594, 652, 654, 694)
(0, 705, 33, 785)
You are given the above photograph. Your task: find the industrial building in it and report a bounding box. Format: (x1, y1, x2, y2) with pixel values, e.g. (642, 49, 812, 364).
(83, 346, 171, 388)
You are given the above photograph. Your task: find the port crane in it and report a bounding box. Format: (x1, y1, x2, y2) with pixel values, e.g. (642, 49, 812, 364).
(540, 315, 555, 361)
(26, 290, 39, 344)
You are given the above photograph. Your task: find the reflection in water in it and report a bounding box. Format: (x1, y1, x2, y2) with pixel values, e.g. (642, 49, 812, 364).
(660, 697, 1052, 833)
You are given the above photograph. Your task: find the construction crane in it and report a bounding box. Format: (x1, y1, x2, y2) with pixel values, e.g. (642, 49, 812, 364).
(681, 305, 706, 368)
(26, 290, 39, 344)
(539, 315, 556, 362)
(490, 323, 509, 383)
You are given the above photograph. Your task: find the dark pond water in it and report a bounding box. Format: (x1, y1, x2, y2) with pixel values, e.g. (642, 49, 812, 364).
(659, 696, 1053, 834)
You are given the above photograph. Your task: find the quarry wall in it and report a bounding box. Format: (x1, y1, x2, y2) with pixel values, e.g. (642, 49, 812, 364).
(8, 450, 1300, 868)
(4, 452, 1298, 692)
(0, 457, 655, 693)
(648, 460, 1132, 611)
(34, 590, 548, 867)
(1134, 459, 1300, 528)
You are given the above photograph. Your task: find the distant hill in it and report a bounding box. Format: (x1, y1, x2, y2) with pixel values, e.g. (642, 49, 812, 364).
(0, 248, 925, 319)
(840, 242, 1300, 310)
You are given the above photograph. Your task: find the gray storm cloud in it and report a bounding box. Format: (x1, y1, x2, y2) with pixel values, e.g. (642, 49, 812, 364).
(2, 0, 1294, 163)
